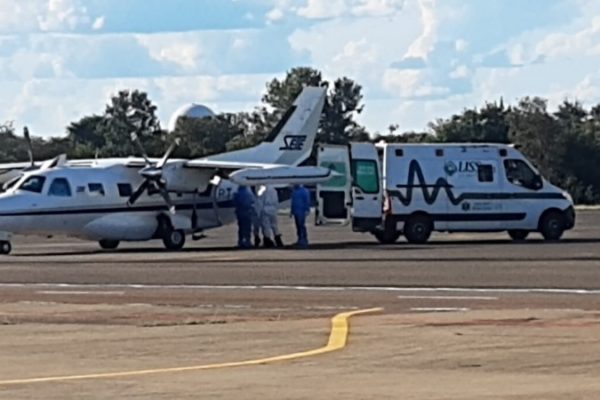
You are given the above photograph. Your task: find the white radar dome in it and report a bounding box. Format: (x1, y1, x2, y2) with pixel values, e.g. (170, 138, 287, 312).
(167, 103, 215, 132)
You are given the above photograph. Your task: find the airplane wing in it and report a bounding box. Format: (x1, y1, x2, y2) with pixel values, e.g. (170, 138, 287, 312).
(0, 162, 38, 186)
(0, 161, 35, 174)
(183, 159, 337, 186)
(184, 159, 280, 171)
(228, 165, 339, 186)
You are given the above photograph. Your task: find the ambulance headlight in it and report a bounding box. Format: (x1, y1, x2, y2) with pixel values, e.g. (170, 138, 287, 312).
(563, 191, 573, 204)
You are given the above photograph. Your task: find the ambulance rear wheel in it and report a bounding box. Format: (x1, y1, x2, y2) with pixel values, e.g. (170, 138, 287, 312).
(404, 214, 432, 244)
(508, 230, 529, 241)
(99, 240, 120, 250)
(163, 229, 186, 251)
(0, 241, 11, 255)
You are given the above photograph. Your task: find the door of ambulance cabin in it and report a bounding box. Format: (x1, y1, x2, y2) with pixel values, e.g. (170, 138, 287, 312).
(316, 145, 351, 225)
(349, 143, 383, 232)
(443, 147, 502, 231)
(316, 143, 382, 228)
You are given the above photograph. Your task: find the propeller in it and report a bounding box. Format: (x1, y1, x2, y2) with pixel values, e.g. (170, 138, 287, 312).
(127, 133, 181, 215)
(23, 126, 34, 168)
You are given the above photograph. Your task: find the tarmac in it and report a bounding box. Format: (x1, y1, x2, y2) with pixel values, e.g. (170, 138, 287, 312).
(1, 211, 599, 399)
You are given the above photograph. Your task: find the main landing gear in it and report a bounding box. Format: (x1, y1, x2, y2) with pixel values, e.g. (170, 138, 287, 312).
(157, 215, 186, 251)
(0, 241, 11, 255)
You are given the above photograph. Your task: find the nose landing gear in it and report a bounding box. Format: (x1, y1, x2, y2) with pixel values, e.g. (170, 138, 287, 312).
(0, 241, 11, 255)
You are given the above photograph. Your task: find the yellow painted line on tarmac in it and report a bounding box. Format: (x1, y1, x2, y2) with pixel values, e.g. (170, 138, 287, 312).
(0, 307, 382, 386)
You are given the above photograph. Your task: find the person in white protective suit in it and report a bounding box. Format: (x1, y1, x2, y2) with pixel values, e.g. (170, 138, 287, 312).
(256, 185, 283, 248)
(250, 186, 262, 247)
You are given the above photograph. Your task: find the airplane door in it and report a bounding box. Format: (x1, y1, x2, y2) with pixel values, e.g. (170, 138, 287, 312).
(316, 145, 351, 225)
(350, 143, 383, 232)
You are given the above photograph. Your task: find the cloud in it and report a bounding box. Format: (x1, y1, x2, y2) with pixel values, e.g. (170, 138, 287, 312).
(92, 16, 105, 30)
(3, 0, 600, 139)
(0, 0, 102, 33)
(269, 0, 406, 20)
(2, 74, 275, 136)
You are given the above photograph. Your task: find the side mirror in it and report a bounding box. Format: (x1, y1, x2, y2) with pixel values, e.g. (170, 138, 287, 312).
(532, 175, 543, 190)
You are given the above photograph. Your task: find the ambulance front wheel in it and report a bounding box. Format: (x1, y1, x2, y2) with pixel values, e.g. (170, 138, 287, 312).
(539, 211, 565, 241)
(404, 214, 433, 244)
(0, 241, 11, 255)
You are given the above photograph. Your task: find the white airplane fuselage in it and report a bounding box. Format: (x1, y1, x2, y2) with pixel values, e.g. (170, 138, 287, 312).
(0, 165, 238, 242)
(0, 86, 328, 253)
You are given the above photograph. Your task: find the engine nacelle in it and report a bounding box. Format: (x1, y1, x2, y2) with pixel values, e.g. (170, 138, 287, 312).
(83, 213, 158, 241)
(162, 162, 214, 193)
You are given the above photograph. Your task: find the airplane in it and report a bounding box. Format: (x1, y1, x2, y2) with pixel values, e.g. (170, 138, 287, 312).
(0, 87, 334, 255)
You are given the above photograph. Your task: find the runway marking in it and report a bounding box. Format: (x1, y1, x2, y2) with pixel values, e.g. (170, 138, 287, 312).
(398, 295, 498, 300)
(411, 307, 470, 312)
(36, 291, 124, 296)
(0, 307, 382, 387)
(3, 283, 600, 295)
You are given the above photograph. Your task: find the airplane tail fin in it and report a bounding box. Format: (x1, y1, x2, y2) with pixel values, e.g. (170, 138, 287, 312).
(207, 86, 326, 166)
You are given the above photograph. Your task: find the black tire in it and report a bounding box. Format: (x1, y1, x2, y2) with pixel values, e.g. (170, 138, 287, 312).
(508, 230, 529, 241)
(404, 214, 433, 244)
(373, 217, 400, 244)
(373, 230, 401, 244)
(0, 241, 11, 255)
(540, 211, 565, 241)
(163, 229, 186, 250)
(99, 240, 120, 250)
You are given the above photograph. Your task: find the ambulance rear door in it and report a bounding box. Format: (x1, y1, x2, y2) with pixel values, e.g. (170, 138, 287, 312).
(316, 144, 351, 225)
(350, 143, 383, 232)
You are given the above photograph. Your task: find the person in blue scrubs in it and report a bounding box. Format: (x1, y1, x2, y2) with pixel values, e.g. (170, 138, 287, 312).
(290, 184, 311, 247)
(234, 186, 254, 248)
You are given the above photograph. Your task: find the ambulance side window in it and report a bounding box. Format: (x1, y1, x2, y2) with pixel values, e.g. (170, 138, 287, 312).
(48, 178, 72, 197)
(477, 164, 494, 183)
(352, 160, 379, 194)
(504, 159, 542, 190)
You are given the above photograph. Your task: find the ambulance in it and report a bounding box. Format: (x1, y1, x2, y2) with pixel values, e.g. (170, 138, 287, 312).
(316, 142, 575, 243)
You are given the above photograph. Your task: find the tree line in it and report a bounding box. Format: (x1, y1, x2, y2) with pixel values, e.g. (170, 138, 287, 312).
(1, 67, 599, 203)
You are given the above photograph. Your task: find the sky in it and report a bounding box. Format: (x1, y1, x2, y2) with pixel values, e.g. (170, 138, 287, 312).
(1, 0, 600, 138)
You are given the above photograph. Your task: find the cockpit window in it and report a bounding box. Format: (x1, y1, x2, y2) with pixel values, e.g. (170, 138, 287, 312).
(18, 176, 46, 193)
(48, 178, 72, 197)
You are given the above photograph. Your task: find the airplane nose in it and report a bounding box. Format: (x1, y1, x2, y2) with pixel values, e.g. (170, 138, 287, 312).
(0, 195, 18, 233)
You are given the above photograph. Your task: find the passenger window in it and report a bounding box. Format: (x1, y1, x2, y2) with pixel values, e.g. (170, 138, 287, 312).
(504, 159, 542, 190)
(352, 160, 379, 194)
(88, 183, 105, 196)
(477, 164, 494, 183)
(18, 176, 46, 193)
(48, 178, 72, 197)
(118, 183, 133, 197)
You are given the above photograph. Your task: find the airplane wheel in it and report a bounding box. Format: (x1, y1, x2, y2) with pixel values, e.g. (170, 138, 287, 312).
(0, 241, 11, 255)
(99, 240, 120, 250)
(163, 229, 186, 251)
